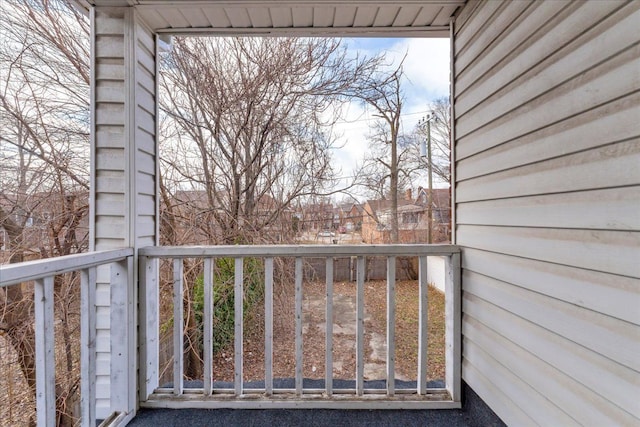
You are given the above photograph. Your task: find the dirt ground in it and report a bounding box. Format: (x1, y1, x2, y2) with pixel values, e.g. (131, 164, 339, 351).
(211, 279, 446, 384)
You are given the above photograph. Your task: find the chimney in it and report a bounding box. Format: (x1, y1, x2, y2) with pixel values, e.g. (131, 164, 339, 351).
(405, 188, 412, 201)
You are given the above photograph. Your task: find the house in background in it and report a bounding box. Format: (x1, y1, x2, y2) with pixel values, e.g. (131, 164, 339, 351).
(362, 188, 451, 244)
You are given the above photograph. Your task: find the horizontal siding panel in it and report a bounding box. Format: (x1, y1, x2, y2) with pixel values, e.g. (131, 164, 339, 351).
(137, 151, 156, 176)
(96, 354, 110, 376)
(457, 3, 640, 126)
(136, 219, 156, 239)
(136, 45, 156, 77)
(96, 80, 125, 103)
(454, 0, 534, 75)
(95, 329, 110, 353)
(463, 339, 579, 426)
(96, 62, 125, 81)
(136, 108, 156, 135)
(95, 11, 125, 35)
(135, 21, 155, 52)
(136, 67, 155, 95)
(457, 224, 640, 278)
(457, 140, 640, 202)
(137, 197, 155, 216)
(136, 85, 155, 116)
(136, 150, 156, 175)
(96, 103, 125, 126)
(456, 0, 574, 95)
(462, 247, 640, 325)
(457, 186, 640, 231)
(95, 175, 125, 193)
(457, 0, 623, 101)
(96, 148, 124, 171)
(95, 216, 127, 241)
(456, 93, 640, 180)
(464, 318, 638, 425)
(92, 237, 126, 251)
(454, 0, 504, 56)
(95, 377, 110, 400)
(96, 35, 125, 59)
(96, 310, 109, 329)
(462, 361, 535, 427)
(136, 128, 156, 155)
(457, 47, 640, 154)
(463, 270, 640, 371)
(463, 294, 640, 419)
(137, 171, 155, 196)
(95, 194, 124, 216)
(95, 126, 124, 148)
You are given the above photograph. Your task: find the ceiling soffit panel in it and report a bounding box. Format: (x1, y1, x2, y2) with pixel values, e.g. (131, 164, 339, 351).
(83, 1, 466, 37)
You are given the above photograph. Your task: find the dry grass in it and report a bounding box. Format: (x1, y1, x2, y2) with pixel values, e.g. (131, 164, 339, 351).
(211, 279, 446, 383)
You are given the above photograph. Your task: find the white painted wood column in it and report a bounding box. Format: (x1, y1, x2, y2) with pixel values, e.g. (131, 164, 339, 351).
(90, 5, 158, 421)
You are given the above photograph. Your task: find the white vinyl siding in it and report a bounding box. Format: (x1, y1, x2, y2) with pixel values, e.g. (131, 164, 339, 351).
(92, 7, 157, 418)
(454, 0, 640, 425)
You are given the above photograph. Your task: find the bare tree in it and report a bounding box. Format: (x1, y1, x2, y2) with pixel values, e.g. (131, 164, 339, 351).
(346, 62, 413, 243)
(159, 37, 383, 245)
(0, 1, 90, 424)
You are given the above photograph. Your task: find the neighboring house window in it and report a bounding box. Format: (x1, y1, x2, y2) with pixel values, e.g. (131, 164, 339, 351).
(402, 212, 419, 224)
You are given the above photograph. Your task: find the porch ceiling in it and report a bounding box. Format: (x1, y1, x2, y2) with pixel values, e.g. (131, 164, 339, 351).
(80, 1, 464, 36)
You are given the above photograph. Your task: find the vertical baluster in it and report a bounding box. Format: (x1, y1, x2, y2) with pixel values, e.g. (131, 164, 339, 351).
(264, 257, 274, 395)
(295, 257, 303, 395)
(35, 276, 55, 427)
(81, 267, 97, 427)
(234, 257, 244, 396)
(173, 259, 184, 395)
(325, 257, 333, 396)
(386, 256, 396, 396)
(203, 258, 213, 395)
(445, 253, 462, 402)
(356, 256, 365, 396)
(418, 256, 429, 395)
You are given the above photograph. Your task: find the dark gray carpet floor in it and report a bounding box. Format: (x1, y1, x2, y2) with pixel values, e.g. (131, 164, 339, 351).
(127, 381, 505, 427)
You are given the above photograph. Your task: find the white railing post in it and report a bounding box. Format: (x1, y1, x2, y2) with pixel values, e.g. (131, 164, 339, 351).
(325, 257, 333, 396)
(417, 256, 429, 395)
(34, 276, 56, 427)
(139, 255, 159, 401)
(264, 257, 274, 395)
(173, 259, 184, 395)
(81, 267, 97, 427)
(294, 257, 303, 396)
(203, 258, 213, 395)
(355, 256, 365, 395)
(386, 256, 396, 396)
(234, 257, 244, 396)
(445, 253, 462, 402)
(110, 257, 135, 414)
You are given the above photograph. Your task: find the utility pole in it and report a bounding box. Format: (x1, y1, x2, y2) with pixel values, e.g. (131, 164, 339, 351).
(419, 112, 437, 244)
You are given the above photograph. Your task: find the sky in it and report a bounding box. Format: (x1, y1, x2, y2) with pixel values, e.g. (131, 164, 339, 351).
(330, 37, 451, 197)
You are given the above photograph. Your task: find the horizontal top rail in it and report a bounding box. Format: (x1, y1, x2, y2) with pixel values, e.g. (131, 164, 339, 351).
(0, 248, 134, 287)
(139, 244, 460, 258)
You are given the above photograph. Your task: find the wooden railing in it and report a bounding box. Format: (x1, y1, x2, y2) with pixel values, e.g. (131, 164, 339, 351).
(0, 248, 133, 427)
(139, 244, 461, 409)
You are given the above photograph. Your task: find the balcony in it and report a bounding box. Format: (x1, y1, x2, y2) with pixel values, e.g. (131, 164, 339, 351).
(0, 244, 461, 426)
